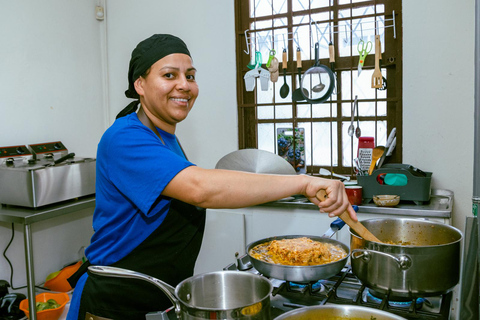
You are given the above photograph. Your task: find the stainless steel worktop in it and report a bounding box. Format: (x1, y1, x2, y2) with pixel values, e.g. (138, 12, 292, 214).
(0, 195, 96, 224)
(259, 189, 453, 218)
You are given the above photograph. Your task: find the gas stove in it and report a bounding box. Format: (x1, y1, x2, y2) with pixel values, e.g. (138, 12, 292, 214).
(224, 254, 452, 320)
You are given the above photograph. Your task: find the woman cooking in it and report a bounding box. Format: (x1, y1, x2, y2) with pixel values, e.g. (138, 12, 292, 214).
(66, 34, 357, 320)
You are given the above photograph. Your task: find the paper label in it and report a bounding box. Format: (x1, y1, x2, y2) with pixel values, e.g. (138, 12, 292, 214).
(358, 148, 373, 172)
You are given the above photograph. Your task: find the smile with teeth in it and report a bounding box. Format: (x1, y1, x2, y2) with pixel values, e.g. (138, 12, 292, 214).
(171, 98, 189, 102)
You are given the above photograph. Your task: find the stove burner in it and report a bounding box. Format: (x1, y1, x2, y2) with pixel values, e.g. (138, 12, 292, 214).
(287, 281, 327, 294)
(224, 256, 451, 320)
(366, 289, 425, 310)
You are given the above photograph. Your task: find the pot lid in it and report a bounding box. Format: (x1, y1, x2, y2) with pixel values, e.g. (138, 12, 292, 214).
(215, 149, 296, 175)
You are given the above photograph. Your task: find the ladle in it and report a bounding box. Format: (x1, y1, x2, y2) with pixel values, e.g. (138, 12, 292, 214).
(319, 168, 350, 181)
(316, 190, 382, 243)
(280, 49, 289, 98)
(312, 72, 325, 92)
(347, 96, 356, 137)
(355, 96, 361, 138)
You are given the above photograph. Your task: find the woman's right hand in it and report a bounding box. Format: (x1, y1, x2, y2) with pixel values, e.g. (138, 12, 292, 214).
(303, 176, 357, 221)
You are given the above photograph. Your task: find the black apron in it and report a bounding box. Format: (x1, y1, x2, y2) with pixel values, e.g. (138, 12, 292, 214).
(77, 199, 206, 320)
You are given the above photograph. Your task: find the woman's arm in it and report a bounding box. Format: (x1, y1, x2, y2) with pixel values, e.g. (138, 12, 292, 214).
(162, 166, 357, 220)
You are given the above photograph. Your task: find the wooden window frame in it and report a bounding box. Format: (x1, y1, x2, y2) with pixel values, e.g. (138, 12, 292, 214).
(234, 0, 402, 176)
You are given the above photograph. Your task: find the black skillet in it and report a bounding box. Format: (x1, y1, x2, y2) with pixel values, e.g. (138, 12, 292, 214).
(300, 42, 335, 104)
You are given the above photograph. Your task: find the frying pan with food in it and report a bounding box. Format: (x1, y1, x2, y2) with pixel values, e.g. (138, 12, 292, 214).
(246, 235, 348, 283)
(246, 216, 352, 283)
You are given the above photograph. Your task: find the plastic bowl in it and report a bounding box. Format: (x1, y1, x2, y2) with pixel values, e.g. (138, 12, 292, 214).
(19, 292, 69, 320)
(373, 195, 400, 207)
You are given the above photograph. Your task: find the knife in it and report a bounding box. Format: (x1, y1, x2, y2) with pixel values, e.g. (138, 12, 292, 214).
(377, 128, 396, 168)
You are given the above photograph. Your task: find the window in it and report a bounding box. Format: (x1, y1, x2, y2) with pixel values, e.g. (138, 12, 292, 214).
(234, 0, 402, 176)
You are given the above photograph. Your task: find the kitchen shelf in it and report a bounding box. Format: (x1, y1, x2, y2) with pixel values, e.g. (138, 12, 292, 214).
(0, 195, 95, 320)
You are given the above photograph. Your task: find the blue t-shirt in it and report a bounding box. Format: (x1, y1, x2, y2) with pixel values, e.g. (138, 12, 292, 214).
(86, 112, 194, 265)
(67, 113, 193, 320)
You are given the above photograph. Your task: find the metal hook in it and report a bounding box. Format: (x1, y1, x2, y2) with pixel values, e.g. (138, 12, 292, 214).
(344, 25, 348, 44)
(244, 29, 250, 54)
(282, 34, 286, 50)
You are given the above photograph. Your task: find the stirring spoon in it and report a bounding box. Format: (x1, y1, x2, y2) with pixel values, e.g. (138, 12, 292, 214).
(279, 49, 289, 98)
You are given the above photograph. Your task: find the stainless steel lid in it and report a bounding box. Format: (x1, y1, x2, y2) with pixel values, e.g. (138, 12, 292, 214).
(215, 149, 296, 175)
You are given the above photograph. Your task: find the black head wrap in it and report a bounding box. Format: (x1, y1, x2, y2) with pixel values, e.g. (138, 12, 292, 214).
(116, 34, 191, 119)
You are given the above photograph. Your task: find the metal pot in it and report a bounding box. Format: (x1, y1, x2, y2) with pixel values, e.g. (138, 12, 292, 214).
(274, 305, 407, 320)
(350, 218, 463, 298)
(246, 235, 349, 283)
(88, 266, 272, 320)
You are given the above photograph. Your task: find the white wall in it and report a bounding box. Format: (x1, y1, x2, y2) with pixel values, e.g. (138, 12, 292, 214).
(402, 0, 475, 230)
(0, 0, 106, 157)
(0, 0, 476, 296)
(105, 0, 238, 168)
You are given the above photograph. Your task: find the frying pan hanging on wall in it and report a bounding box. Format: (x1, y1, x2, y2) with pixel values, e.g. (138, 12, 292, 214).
(300, 42, 335, 104)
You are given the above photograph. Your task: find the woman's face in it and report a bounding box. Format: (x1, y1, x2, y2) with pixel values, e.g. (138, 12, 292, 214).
(135, 53, 198, 132)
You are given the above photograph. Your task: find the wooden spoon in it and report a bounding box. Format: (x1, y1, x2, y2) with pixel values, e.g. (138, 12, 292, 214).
(316, 190, 382, 243)
(368, 146, 385, 175)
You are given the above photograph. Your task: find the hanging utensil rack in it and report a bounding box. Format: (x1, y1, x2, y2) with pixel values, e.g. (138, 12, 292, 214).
(243, 10, 396, 55)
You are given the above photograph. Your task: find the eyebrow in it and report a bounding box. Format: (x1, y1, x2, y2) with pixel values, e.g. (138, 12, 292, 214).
(160, 66, 197, 72)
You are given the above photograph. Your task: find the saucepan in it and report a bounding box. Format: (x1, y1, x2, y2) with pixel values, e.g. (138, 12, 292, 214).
(350, 218, 463, 298)
(88, 266, 272, 320)
(274, 305, 407, 320)
(246, 218, 350, 283)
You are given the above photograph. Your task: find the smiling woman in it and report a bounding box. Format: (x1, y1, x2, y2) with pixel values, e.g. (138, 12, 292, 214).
(65, 33, 354, 320)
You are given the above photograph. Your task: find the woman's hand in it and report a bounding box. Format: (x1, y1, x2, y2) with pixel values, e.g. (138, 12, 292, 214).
(304, 177, 357, 221)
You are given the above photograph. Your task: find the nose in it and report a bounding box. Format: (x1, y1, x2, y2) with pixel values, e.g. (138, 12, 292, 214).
(176, 75, 190, 91)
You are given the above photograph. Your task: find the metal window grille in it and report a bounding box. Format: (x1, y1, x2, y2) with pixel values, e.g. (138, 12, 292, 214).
(234, 0, 402, 177)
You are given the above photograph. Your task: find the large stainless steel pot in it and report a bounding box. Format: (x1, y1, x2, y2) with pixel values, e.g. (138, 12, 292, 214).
(274, 305, 407, 320)
(350, 218, 463, 298)
(246, 235, 349, 283)
(88, 266, 272, 320)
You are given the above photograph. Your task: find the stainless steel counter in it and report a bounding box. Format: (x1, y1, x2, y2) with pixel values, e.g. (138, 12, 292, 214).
(0, 195, 95, 320)
(259, 189, 453, 219)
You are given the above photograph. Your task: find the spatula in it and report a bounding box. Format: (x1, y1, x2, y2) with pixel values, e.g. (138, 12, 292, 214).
(316, 190, 382, 243)
(371, 35, 383, 89)
(368, 146, 385, 175)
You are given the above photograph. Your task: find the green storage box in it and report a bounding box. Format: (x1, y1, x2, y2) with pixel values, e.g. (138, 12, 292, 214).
(357, 164, 432, 205)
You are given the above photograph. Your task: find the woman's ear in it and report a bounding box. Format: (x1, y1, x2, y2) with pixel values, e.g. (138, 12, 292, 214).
(134, 77, 144, 96)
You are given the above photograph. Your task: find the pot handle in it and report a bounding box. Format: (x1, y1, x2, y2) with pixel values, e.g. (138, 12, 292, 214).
(88, 266, 181, 316)
(351, 249, 412, 270)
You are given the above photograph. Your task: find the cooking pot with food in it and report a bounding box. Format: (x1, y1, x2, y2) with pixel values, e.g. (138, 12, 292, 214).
(274, 305, 407, 320)
(88, 266, 272, 319)
(350, 218, 462, 298)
